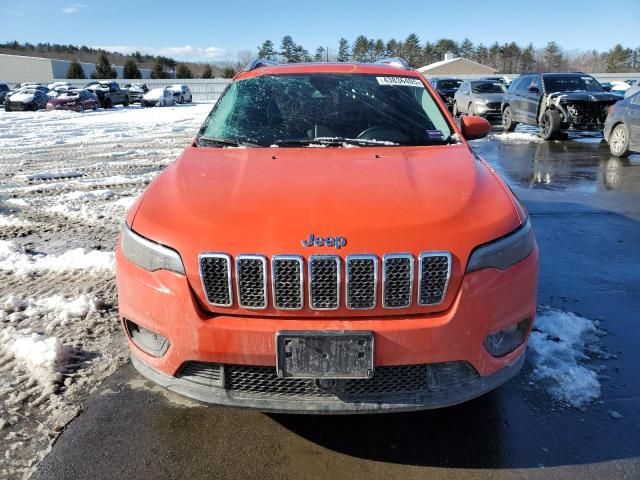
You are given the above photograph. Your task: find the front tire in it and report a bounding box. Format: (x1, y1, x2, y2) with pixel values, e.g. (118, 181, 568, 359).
(123, 96, 130, 107)
(540, 110, 561, 140)
(502, 106, 517, 132)
(609, 123, 630, 157)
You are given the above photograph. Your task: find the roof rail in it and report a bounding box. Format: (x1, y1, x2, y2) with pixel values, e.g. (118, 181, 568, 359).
(374, 57, 411, 70)
(244, 58, 279, 72)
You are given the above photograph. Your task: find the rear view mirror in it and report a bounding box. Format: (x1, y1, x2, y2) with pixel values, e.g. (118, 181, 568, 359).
(528, 86, 540, 94)
(460, 116, 491, 140)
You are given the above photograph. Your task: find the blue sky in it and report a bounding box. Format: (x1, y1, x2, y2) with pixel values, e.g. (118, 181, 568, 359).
(1, 0, 638, 61)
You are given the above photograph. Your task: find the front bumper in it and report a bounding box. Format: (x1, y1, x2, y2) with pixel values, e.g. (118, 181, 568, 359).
(117, 244, 538, 412)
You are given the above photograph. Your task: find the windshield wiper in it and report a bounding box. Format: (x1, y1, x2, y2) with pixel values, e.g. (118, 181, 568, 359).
(275, 137, 399, 147)
(197, 136, 258, 148)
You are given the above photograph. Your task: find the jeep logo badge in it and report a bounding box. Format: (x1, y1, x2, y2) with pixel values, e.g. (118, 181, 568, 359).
(301, 233, 347, 249)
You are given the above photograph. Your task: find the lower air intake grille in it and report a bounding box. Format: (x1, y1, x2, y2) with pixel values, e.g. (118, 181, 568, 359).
(236, 256, 267, 309)
(200, 254, 232, 306)
(418, 253, 451, 306)
(382, 254, 413, 308)
(179, 362, 478, 399)
(309, 255, 340, 310)
(272, 256, 303, 310)
(346, 256, 377, 309)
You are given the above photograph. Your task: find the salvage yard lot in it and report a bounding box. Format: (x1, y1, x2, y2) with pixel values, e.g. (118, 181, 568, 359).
(1, 105, 639, 479)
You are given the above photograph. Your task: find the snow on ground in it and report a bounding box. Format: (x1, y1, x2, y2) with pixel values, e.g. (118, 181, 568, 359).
(0, 102, 212, 478)
(528, 307, 611, 408)
(489, 131, 545, 144)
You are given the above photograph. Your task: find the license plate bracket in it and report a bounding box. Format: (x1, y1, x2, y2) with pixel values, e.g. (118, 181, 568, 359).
(276, 331, 374, 379)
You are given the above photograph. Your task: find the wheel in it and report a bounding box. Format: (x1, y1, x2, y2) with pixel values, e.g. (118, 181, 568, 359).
(502, 106, 517, 132)
(4, 104, 10, 112)
(452, 102, 459, 117)
(78, 105, 84, 113)
(31, 103, 38, 111)
(179, 95, 184, 104)
(468, 103, 476, 116)
(104, 99, 112, 109)
(540, 110, 561, 140)
(188, 94, 192, 103)
(92, 102, 98, 111)
(609, 123, 630, 157)
(123, 96, 129, 107)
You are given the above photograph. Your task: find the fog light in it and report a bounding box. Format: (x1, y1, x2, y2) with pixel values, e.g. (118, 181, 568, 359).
(484, 318, 531, 357)
(125, 319, 170, 357)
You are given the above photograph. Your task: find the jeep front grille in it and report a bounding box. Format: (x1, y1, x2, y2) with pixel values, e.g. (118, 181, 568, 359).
(382, 254, 414, 308)
(272, 256, 304, 310)
(309, 255, 340, 310)
(199, 253, 232, 306)
(236, 255, 267, 309)
(199, 251, 451, 311)
(418, 253, 451, 306)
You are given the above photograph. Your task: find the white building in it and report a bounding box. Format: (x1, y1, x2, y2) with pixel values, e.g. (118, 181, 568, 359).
(0, 53, 152, 84)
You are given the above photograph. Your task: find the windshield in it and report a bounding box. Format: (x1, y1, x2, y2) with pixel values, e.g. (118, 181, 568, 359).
(438, 80, 462, 90)
(471, 82, 505, 94)
(543, 75, 603, 93)
(198, 73, 452, 147)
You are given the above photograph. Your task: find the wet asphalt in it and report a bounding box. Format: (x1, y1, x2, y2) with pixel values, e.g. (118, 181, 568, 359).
(33, 129, 640, 480)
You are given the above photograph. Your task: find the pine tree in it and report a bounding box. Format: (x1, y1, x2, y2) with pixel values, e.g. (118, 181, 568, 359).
(123, 59, 141, 79)
(474, 44, 489, 66)
(385, 39, 399, 58)
(94, 51, 116, 79)
(543, 41, 564, 71)
(66, 59, 85, 79)
(280, 36, 297, 63)
(351, 35, 371, 62)
(373, 39, 385, 60)
(337, 38, 350, 62)
(606, 44, 632, 72)
(434, 38, 459, 58)
(202, 64, 213, 79)
(176, 64, 193, 79)
(460, 38, 474, 58)
(403, 34, 422, 67)
(150, 60, 167, 79)
(258, 40, 276, 60)
(314, 46, 326, 62)
(520, 44, 535, 73)
(221, 66, 236, 79)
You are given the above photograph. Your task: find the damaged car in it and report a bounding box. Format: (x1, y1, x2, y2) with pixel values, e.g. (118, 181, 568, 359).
(502, 73, 620, 140)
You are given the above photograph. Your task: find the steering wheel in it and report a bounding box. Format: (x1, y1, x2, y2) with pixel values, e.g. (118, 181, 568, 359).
(356, 125, 410, 143)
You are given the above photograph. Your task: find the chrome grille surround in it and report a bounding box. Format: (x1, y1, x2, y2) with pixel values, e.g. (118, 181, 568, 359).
(418, 252, 452, 306)
(271, 255, 304, 310)
(308, 255, 340, 310)
(235, 255, 268, 310)
(199, 253, 232, 307)
(345, 254, 378, 310)
(382, 253, 414, 309)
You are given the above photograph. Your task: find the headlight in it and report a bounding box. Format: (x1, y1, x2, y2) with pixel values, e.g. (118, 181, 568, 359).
(466, 220, 534, 272)
(121, 224, 185, 274)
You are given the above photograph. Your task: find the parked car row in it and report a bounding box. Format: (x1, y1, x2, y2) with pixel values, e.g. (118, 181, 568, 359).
(0, 81, 194, 111)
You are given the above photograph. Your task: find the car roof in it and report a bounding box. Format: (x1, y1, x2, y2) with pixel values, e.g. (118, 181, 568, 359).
(235, 62, 424, 81)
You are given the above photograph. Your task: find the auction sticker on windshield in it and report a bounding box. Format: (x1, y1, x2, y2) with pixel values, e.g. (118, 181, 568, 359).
(376, 77, 424, 87)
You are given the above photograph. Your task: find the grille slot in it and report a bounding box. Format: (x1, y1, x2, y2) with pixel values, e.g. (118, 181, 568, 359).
(272, 256, 304, 310)
(236, 255, 267, 309)
(418, 252, 451, 306)
(309, 255, 340, 310)
(346, 255, 377, 310)
(199, 253, 232, 306)
(178, 362, 224, 388)
(382, 254, 414, 308)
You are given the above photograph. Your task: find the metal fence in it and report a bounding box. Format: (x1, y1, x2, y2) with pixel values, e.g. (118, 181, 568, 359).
(51, 78, 232, 102)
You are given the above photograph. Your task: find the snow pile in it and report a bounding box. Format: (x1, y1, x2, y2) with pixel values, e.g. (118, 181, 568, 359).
(0, 215, 33, 227)
(0, 240, 114, 275)
(44, 189, 138, 225)
(490, 132, 545, 144)
(0, 330, 65, 387)
(528, 308, 608, 408)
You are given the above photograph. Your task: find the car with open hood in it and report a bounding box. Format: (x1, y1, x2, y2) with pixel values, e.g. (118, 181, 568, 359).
(117, 58, 538, 413)
(428, 77, 463, 111)
(167, 84, 193, 104)
(502, 72, 621, 140)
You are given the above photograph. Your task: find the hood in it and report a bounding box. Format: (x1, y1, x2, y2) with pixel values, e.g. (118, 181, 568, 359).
(143, 90, 164, 100)
(548, 91, 621, 103)
(48, 95, 79, 104)
(472, 93, 504, 103)
(10, 92, 35, 103)
(131, 146, 522, 317)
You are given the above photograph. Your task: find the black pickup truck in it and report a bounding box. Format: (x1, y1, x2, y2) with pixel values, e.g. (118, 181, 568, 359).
(85, 81, 130, 109)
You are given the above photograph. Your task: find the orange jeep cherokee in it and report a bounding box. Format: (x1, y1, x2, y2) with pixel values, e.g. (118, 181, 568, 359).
(116, 58, 538, 413)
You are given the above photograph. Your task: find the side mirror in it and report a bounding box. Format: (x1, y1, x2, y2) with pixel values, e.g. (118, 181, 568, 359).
(460, 116, 491, 140)
(528, 86, 540, 94)
(602, 85, 611, 92)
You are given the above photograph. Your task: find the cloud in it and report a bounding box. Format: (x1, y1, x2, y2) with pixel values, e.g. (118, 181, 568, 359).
(95, 45, 229, 62)
(61, 3, 87, 14)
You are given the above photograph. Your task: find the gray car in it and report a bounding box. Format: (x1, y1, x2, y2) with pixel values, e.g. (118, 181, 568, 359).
(604, 90, 640, 157)
(453, 80, 505, 119)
